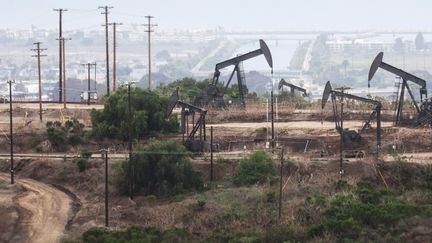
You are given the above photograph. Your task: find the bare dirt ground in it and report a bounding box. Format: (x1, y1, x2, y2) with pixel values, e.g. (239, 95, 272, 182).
(0, 173, 72, 243)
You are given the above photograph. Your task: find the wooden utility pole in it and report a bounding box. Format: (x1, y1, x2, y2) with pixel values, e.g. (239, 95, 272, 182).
(124, 81, 136, 199)
(58, 37, 71, 109)
(335, 86, 350, 178)
(99, 6, 113, 96)
(210, 126, 214, 181)
(143, 16, 157, 90)
(53, 8, 67, 103)
(109, 22, 122, 91)
(278, 147, 284, 220)
(100, 148, 109, 227)
(7, 80, 15, 184)
(31, 42, 47, 121)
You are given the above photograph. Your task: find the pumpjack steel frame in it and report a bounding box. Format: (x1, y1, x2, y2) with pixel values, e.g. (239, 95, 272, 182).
(278, 79, 308, 97)
(368, 52, 431, 126)
(167, 89, 207, 152)
(195, 39, 273, 108)
(322, 81, 382, 152)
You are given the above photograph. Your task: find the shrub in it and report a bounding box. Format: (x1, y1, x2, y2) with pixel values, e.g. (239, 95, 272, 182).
(120, 139, 203, 197)
(81, 226, 193, 243)
(46, 119, 86, 151)
(192, 199, 206, 212)
(233, 151, 275, 185)
(90, 87, 179, 140)
(265, 190, 277, 203)
(301, 181, 432, 241)
(75, 158, 87, 172)
(80, 149, 93, 159)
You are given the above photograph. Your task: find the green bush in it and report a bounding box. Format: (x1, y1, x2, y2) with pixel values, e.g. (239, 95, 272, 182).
(75, 158, 87, 172)
(81, 226, 192, 243)
(120, 139, 203, 197)
(46, 119, 86, 151)
(90, 87, 179, 140)
(80, 149, 93, 159)
(301, 181, 432, 241)
(233, 151, 275, 185)
(192, 199, 206, 212)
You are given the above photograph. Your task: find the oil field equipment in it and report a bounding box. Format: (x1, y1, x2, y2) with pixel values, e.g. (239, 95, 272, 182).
(368, 52, 432, 126)
(167, 89, 207, 152)
(322, 81, 382, 152)
(278, 79, 308, 97)
(194, 39, 273, 108)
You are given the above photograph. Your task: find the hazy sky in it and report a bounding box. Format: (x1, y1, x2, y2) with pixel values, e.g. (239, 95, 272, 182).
(2, 0, 432, 31)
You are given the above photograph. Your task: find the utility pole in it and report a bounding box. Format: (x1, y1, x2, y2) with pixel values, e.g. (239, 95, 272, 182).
(143, 16, 157, 90)
(210, 126, 214, 181)
(124, 81, 136, 199)
(278, 147, 284, 220)
(81, 63, 97, 105)
(31, 42, 47, 121)
(335, 86, 350, 178)
(7, 80, 15, 185)
(109, 22, 122, 91)
(54, 8, 67, 103)
(271, 89, 275, 150)
(100, 148, 109, 227)
(93, 63, 97, 91)
(99, 6, 113, 96)
(58, 37, 71, 109)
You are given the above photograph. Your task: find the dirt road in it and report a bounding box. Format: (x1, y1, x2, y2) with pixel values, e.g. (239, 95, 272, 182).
(0, 173, 72, 243)
(209, 121, 394, 129)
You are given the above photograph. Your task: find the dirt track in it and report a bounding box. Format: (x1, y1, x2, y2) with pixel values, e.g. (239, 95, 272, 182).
(0, 173, 71, 243)
(209, 121, 393, 129)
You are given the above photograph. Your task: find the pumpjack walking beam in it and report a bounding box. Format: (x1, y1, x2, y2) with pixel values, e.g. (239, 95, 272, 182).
(278, 79, 307, 96)
(368, 52, 427, 126)
(322, 81, 382, 151)
(195, 39, 273, 108)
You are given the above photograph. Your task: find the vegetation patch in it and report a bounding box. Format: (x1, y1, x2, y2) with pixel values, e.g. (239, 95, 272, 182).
(117, 139, 203, 197)
(233, 151, 275, 185)
(90, 87, 178, 140)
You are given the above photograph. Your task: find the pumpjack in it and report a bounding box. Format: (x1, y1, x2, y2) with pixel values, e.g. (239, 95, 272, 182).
(278, 79, 308, 97)
(167, 89, 207, 152)
(322, 81, 382, 152)
(368, 52, 432, 126)
(194, 39, 273, 108)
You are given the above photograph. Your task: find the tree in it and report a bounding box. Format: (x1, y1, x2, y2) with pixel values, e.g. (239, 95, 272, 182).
(90, 87, 179, 140)
(125, 139, 203, 196)
(415, 32, 425, 50)
(156, 77, 212, 103)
